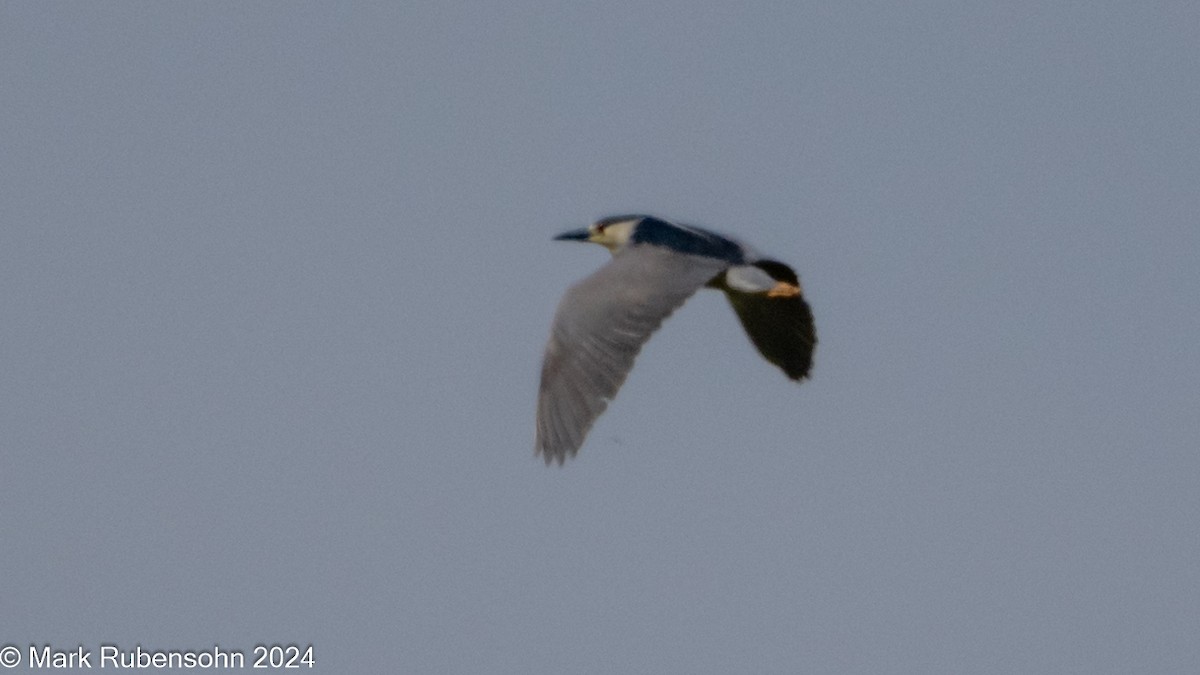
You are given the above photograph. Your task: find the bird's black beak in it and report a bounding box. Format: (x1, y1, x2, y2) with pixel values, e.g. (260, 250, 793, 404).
(554, 228, 591, 242)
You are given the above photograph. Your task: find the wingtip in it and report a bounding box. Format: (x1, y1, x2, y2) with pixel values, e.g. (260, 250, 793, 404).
(535, 444, 569, 467)
(783, 356, 815, 381)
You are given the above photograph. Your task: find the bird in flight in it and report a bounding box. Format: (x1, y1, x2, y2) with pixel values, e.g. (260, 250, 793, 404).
(536, 215, 816, 464)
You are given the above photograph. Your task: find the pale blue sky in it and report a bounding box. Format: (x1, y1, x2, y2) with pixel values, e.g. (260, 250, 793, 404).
(2, 2, 1198, 672)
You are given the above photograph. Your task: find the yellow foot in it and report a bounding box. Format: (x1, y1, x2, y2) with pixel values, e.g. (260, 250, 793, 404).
(767, 281, 801, 298)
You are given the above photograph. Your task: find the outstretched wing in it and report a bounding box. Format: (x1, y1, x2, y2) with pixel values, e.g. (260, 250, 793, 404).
(537, 246, 729, 464)
(725, 260, 816, 381)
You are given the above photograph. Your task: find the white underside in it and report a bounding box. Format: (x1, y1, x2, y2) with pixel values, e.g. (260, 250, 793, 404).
(722, 265, 777, 293)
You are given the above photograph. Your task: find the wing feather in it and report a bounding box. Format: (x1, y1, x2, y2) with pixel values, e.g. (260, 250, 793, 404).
(536, 246, 728, 464)
(724, 261, 816, 381)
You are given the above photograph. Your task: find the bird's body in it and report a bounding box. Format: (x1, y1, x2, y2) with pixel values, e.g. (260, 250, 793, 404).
(536, 215, 816, 464)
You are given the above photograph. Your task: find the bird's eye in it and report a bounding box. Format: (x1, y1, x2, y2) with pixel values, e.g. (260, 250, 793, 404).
(595, 224, 607, 233)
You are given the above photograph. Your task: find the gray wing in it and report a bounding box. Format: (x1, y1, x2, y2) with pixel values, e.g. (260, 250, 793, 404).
(536, 246, 729, 464)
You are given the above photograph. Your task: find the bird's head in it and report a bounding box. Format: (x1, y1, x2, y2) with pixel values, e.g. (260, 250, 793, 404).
(554, 215, 644, 253)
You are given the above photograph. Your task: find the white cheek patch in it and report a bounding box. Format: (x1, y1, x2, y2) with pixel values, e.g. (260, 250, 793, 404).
(723, 265, 778, 293)
(605, 220, 636, 246)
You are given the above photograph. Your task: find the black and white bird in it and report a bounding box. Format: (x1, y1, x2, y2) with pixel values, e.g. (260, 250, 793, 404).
(536, 215, 816, 464)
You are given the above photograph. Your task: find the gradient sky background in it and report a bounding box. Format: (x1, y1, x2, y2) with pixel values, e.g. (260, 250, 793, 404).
(2, 2, 1198, 673)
